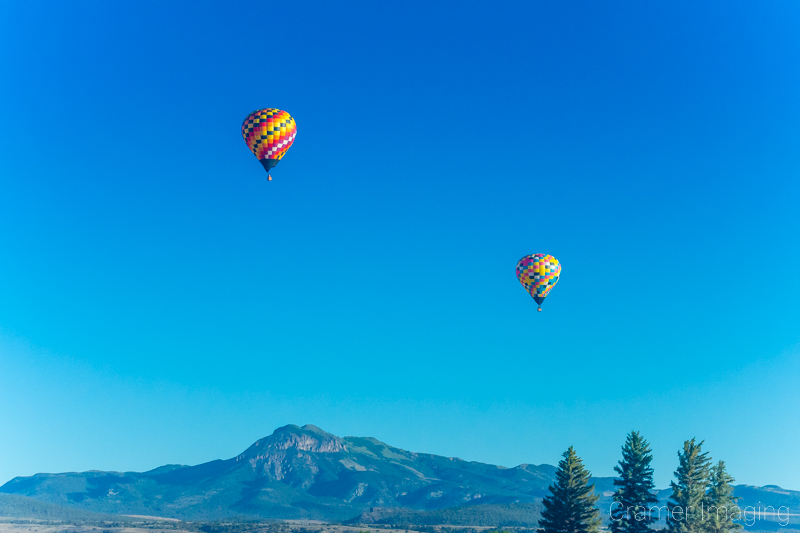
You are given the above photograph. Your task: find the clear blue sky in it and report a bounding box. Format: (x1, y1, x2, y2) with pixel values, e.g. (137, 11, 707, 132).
(1, 0, 799, 491)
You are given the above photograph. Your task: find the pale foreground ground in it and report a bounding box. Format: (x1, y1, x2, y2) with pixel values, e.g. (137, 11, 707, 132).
(0, 521, 181, 533)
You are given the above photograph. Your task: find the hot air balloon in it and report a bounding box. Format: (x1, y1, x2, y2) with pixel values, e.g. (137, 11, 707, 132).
(516, 254, 561, 312)
(242, 108, 297, 181)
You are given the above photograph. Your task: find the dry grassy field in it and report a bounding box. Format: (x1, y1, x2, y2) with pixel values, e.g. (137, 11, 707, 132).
(0, 518, 499, 533)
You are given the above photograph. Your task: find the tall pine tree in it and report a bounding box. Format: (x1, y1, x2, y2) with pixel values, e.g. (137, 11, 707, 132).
(705, 461, 742, 533)
(539, 446, 602, 533)
(611, 431, 659, 533)
(667, 439, 712, 533)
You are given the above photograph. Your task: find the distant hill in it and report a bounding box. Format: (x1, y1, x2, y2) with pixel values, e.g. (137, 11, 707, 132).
(1, 424, 797, 527)
(0, 492, 125, 521)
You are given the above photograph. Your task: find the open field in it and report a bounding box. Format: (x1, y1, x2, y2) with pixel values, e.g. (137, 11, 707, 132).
(3, 516, 798, 533)
(0, 518, 501, 533)
(0, 519, 193, 533)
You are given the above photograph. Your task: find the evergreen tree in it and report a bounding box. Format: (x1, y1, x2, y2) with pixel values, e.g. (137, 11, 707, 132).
(539, 446, 602, 533)
(611, 431, 659, 533)
(667, 439, 712, 533)
(705, 461, 742, 533)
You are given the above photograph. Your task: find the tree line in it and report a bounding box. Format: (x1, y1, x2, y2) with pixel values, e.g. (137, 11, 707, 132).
(539, 432, 741, 533)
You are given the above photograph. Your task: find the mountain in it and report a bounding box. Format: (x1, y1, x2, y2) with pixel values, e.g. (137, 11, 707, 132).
(1, 424, 798, 527)
(0, 424, 554, 522)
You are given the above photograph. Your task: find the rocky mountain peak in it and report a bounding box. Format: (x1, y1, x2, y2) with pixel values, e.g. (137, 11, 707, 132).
(240, 424, 348, 458)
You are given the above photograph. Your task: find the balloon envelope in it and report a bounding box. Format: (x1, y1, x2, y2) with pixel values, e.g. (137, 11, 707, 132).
(516, 254, 561, 306)
(242, 108, 297, 174)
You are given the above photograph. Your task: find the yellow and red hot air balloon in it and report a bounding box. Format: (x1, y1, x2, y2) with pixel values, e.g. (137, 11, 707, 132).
(241, 108, 297, 181)
(516, 254, 561, 312)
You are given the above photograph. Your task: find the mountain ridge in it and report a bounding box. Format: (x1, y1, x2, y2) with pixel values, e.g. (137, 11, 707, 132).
(1, 424, 797, 526)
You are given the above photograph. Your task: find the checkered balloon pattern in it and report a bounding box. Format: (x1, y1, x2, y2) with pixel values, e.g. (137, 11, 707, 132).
(516, 254, 561, 301)
(241, 108, 297, 164)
